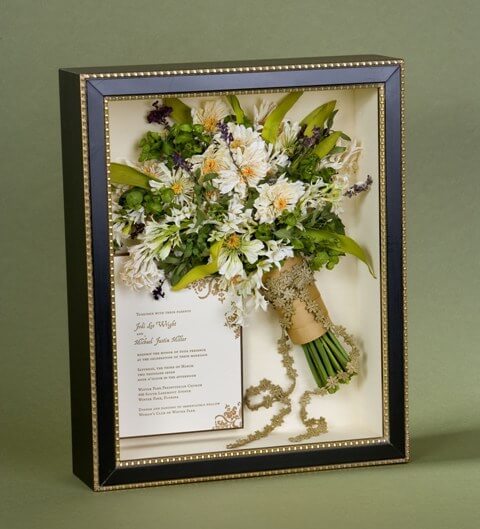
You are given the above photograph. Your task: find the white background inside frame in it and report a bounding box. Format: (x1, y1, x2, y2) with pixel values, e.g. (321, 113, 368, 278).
(107, 87, 384, 462)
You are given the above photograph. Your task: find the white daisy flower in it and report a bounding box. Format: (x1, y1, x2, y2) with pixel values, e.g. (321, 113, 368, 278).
(217, 234, 264, 279)
(192, 99, 230, 133)
(149, 164, 194, 205)
(254, 176, 305, 224)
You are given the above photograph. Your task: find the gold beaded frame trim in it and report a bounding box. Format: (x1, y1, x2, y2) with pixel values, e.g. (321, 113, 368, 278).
(79, 59, 407, 490)
(105, 84, 388, 465)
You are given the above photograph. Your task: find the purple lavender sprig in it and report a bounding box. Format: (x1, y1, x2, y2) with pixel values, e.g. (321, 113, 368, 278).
(130, 223, 145, 240)
(152, 280, 166, 300)
(344, 175, 373, 198)
(172, 152, 193, 173)
(146, 101, 173, 128)
(217, 122, 233, 144)
(299, 126, 326, 149)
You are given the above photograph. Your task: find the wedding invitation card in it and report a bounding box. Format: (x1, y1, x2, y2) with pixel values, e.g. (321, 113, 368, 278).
(114, 257, 243, 438)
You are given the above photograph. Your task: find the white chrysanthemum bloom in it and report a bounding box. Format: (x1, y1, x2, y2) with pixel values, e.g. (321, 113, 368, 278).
(266, 143, 290, 174)
(190, 144, 232, 176)
(121, 244, 164, 291)
(254, 176, 305, 224)
(111, 183, 129, 203)
(141, 220, 182, 261)
(327, 176, 350, 215)
(253, 100, 275, 128)
(191, 100, 230, 133)
(262, 240, 294, 268)
(149, 164, 194, 205)
(275, 121, 301, 152)
(124, 159, 166, 180)
(221, 267, 268, 326)
(210, 196, 253, 239)
(225, 123, 262, 151)
(113, 220, 129, 248)
(126, 206, 146, 225)
(321, 139, 362, 179)
(215, 141, 270, 197)
(217, 234, 264, 279)
(223, 286, 247, 326)
(112, 194, 129, 247)
(237, 271, 268, 311)
(113, 206, 147, 246)
(111, 185, 146, 248)
(164, 203, 197, 228)
(298, 179, 327, 214)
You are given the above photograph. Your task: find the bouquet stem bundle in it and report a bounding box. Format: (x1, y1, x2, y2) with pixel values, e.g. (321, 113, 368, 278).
(302, 330, 354, 393)
(264, 257, 357, 393)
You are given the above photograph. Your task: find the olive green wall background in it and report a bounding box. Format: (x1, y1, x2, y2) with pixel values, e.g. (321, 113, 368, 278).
(1, 0, 479, 527)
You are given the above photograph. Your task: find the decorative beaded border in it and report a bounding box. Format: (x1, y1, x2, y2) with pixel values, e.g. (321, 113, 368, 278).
(104, 83, 388, 466)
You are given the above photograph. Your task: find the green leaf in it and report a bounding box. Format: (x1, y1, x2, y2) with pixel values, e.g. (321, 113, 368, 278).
(274, 228, 292, 239)
(226, 95, 245, 124)
(330, 146, 346, 154)
(305, 228, 376, 277)
(300, 100, 336, 136)
(110, 163, 155, 189)
(261, 92, 303, 143)
(164, 97, 192, 124)
(171, 241, 223, 290)
(314, 131, 342, 159)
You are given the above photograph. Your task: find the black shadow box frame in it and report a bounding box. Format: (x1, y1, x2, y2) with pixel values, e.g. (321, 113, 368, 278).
(59, 54, 407, 491)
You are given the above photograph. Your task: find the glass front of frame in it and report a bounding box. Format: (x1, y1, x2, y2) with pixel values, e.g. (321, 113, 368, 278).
(106, 86, 386, 465)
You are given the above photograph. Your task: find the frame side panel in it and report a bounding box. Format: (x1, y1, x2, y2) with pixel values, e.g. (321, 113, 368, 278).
(385, 67, 407, 455)
(60, 54, 402, 75)
(86, 82, 117, 486)
(59, 70, 94, 489)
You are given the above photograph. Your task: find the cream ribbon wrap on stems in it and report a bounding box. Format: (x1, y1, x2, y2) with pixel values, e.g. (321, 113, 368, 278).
(227, 257, 360, 449)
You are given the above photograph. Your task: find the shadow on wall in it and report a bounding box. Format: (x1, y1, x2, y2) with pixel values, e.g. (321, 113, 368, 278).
(412, 428, 480, 464)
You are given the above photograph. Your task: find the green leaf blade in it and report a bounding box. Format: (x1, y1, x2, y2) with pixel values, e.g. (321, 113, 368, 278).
(261, 91, 303, 143)
(305, 228, 376, 277)
(301, 100, 336, 136)
(226, 95, 245, 124)
(314, 131, 342, 159)
(164, 97, 192, 124)
(110, 163, 153, 189)
(171, 241, 223, 290)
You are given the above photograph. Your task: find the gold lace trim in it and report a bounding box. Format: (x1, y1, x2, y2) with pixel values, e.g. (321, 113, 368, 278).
(227, 260, 360, 449)
(189, 277, 241, 339)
